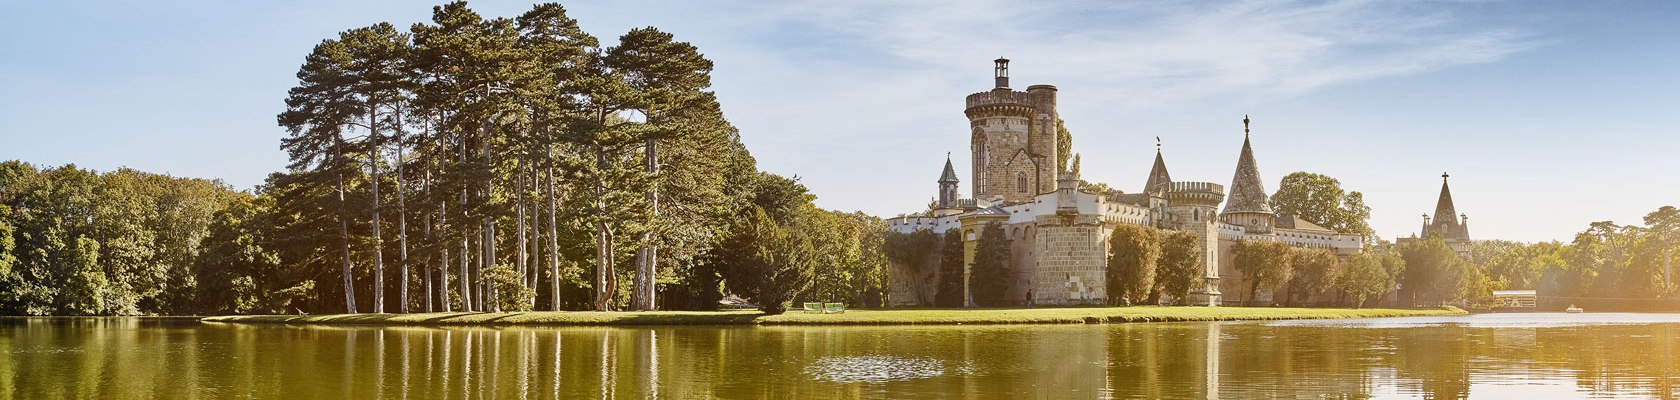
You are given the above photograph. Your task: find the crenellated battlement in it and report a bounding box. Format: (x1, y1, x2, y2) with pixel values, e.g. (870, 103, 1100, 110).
(1165, 181, 1223, 195)
(1164, 181, 1225, 206)
(965, 89, 1034, 110)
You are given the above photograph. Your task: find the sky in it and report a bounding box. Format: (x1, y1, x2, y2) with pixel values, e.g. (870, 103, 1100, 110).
(2, 0, 1676, 243)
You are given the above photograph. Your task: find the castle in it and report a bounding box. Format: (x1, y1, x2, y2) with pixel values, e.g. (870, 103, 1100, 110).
(886, 58, 1365, 307)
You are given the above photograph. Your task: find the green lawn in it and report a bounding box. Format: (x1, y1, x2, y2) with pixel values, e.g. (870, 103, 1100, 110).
(202, 306, 1464, 326)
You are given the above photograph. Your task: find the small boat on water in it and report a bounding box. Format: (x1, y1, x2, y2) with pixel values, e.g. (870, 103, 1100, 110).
(1565, 305, 1584, 313)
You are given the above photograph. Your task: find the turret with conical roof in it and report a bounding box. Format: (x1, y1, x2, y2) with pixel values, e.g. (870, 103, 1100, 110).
(937, 153, 961, 210)
(1143, 137, 1172, 196)
(1220, 115, 1275, 234)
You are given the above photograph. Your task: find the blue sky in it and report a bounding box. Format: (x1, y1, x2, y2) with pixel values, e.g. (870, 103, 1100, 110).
(2, 0, 1676, 243)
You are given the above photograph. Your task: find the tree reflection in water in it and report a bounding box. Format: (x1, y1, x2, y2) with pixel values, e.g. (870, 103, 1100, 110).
(0, 315, 1678, 398)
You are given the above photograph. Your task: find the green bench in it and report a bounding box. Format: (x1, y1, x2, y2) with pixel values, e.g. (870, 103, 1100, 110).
(802, 302, 846, 314)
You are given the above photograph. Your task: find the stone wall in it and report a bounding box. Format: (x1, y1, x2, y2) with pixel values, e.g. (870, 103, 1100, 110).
(1031, 214, 1107, 305)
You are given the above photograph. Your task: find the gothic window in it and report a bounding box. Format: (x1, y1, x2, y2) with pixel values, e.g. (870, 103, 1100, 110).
(1016, 172, 1028, 193)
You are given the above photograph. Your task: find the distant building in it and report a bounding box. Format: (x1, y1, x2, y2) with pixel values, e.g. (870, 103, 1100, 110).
(1398, 173, 1472, 258)
(886, 58, 1364, 307)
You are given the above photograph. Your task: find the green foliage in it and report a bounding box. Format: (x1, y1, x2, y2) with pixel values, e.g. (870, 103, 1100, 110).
(718, 207, 815, 314)
(798, 210, 889, 307)
(1399, 234, 1471, 306)
(1155, 231, 1204, 304)
(1288, 247, 1340, 306)
(486, 265, 535, 312)
(968, 222, 1012, 307)
(1232, 240, 1294, 306)
(1338, 252, 1395, 308)
(1056, 118, 1072, 174)
(882, 229, 939, 305)
(1106, 224, 1161, 305)
(935, 229, 965, 307)
(1268, 172, 1373, 239)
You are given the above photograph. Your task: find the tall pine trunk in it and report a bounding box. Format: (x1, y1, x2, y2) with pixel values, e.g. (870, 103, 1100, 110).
(593, 143, 616, 311)
(546, 154, 562, 311)
(395, 109, 410, 313)
(335, 136, 358, 314)
(632, 138, 658, 311)
(369, 106, 385, 314)
(515, 163, 529, 308)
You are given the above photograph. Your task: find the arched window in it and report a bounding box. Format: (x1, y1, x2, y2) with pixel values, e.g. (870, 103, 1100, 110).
(965, 230, 975, 241)
(1193, 209, 1200, 221)
(1016, 172, 1028, 193)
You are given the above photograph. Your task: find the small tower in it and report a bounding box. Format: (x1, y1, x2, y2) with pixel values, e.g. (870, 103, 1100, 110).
(1220, 115, 1276, 234)
(937, 153, 961, 210)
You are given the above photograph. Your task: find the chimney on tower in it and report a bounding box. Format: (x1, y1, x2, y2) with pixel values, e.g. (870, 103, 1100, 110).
(994, 57, 1010, 89)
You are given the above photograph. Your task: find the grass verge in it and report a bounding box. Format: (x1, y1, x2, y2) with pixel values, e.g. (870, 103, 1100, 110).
(201, 306, 1465, 326)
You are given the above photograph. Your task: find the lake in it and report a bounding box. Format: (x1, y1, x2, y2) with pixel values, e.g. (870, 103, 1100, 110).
(2, 313, 1678, 399)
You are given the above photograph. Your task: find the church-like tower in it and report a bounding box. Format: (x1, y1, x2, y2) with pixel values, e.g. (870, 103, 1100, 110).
(936, 155, 961, 210)
(1421, 172, 1472, 258)
(966, 58, 1060, 204)
(1221, 115, 1276, 234)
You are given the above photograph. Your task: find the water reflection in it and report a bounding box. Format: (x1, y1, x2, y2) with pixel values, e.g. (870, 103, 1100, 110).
(0, 315, 1678, 398)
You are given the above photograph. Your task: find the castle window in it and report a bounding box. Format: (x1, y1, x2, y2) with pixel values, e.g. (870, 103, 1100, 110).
(1016, 172, 1028, 193)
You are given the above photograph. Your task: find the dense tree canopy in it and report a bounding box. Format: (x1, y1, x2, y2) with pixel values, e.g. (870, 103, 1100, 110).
(1106, 224, 1161, 305)
(1269, 172, 1373, 239)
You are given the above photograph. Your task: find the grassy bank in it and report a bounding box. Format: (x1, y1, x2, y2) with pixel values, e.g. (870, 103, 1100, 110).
(202, 306, 1464, 326)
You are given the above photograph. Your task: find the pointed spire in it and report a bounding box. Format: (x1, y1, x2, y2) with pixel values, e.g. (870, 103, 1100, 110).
(1144, 136, 1171, 194)
(1430, 172, 1465, 241)
(939, 152, 959, 183)
(1223, 116, 1273, 215)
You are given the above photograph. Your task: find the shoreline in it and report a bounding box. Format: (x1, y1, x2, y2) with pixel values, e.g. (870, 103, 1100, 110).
(200, 306, 1466, 327)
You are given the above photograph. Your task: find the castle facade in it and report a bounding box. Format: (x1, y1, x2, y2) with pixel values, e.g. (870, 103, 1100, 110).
(887, 58, 1365, 307)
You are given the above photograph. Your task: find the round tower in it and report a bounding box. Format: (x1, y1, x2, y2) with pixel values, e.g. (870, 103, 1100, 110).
(1165, 181, 1226, 306)
(965, 58, 1058, 204)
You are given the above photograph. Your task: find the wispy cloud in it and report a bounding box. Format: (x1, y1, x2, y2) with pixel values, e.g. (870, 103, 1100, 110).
(729, 0, 1538, 111)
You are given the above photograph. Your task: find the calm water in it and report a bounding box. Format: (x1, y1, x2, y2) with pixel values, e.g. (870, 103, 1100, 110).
(3, 314, 1679, 399)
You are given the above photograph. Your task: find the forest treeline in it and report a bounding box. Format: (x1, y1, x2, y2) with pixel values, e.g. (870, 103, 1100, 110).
(0, 2, 890, 316)
(1, 2, 1674, 316)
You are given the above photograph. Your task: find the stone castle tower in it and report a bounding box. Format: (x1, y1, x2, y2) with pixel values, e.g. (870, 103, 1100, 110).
(1164, 180, 1226, 305)
(966, 58, 1060, 204)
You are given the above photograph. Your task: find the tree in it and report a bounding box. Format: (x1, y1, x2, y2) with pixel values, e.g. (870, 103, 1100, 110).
(1400, 234, 1469, 306)
(602, 27, 719, 311)
(718, 206, 813, 314)
(278, 36, 365, 314)
(1287, 247, 1339, 306)
(1338, 252, 1393, 308)
(968, 222, 1011, 306)
(1232, 240, 1293, 306)
(1269, 172, 1373, 239)
(1645, 205, 1679, 290)
(935, 229, 965, 307)
(1155, 231, 1204, 304)
(1056, 118, 1072, 173)
(1106, 224, 1161, 305)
